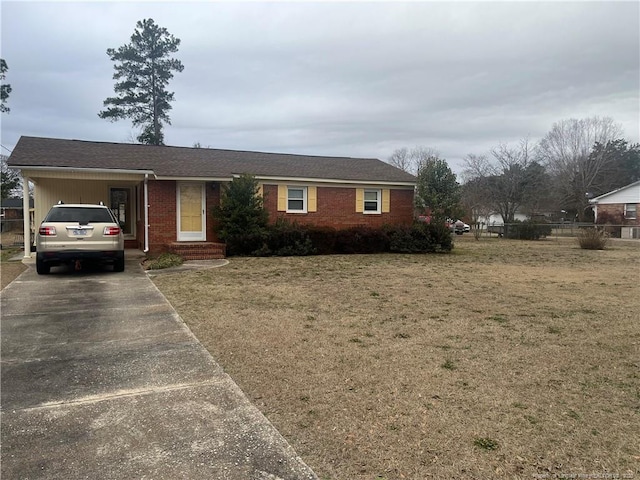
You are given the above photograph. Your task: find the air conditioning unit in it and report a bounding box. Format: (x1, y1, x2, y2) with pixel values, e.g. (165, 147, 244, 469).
(622, 227, 640, 239)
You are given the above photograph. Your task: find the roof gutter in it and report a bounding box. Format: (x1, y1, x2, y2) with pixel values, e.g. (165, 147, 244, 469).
(144, 174, 150, 253)
(249, 175, 416, 187)
(8, 165, 156, 176)
(155, 174, 415, 187)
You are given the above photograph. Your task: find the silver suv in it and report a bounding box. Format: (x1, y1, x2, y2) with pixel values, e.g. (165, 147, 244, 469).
(36, 203, 125, 274)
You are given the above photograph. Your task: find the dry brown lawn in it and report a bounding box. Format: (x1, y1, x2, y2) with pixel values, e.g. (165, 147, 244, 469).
(152, 237, 640, 480)
(1, 247, 26, 290)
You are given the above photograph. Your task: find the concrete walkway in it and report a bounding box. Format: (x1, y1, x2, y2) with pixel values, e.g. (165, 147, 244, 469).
(1, 252, 317, 479)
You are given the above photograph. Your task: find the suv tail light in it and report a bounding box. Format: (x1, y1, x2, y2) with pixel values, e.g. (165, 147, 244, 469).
(103, 226, 121, 236)
(39, 226, 56, 236)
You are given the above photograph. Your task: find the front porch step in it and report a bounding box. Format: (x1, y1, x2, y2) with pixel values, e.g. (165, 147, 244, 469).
(168, 242, 226, 260)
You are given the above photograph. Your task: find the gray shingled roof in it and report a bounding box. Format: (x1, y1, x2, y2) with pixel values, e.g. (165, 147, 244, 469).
(8, 136, 416, 184)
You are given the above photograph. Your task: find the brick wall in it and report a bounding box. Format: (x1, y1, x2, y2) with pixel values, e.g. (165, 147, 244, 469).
(147, 180, 177, 253)
(262, 184, 414, 228)
(145, 181, 414, 254)
(145, 181, 223, 254)
(597, 203, 640, 226)
(206, 182, 221, 242)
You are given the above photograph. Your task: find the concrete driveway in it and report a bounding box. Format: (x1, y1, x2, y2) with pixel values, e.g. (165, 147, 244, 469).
(1, 252, 317, 479)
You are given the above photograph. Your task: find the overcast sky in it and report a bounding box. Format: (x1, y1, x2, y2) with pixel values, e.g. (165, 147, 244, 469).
(1, 1, 638, 174)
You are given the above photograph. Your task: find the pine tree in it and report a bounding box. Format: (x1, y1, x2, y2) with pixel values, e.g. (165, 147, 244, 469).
(1, 59, 11, 113)
(99, 19, 184, 145)
(415, 156, 461, 221)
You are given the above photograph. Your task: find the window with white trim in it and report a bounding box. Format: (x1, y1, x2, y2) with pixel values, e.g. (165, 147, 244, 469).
(287, 187, 307, 213)
(624, 204, 637, 219)
(363, 189, 381, 214)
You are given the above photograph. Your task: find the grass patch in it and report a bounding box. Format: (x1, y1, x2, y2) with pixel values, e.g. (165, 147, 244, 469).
(441, 359, 457, 370)
(152, 237, 640, 479)
(487, 314, 508, 324)
(1, 247, 27, 290)
(473, 437, 499, 451)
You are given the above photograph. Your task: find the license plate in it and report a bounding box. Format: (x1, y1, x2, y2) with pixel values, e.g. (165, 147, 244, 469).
(73, 229, 87, 236)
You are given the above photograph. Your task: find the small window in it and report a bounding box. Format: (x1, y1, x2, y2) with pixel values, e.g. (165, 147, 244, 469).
(287, 187, 307, 213)
(363, 189, 381, 214)
(624, 204, 637, 219)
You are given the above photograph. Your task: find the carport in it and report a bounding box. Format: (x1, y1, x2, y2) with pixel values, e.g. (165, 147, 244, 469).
(14, 166, 152, 255)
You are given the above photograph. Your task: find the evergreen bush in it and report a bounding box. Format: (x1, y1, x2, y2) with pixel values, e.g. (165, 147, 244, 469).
(213, 174, 269, 256)
(505, 219, 552, 240)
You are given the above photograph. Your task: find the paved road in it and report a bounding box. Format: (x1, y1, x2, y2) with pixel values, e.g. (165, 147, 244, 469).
(1, 254, 317, 480)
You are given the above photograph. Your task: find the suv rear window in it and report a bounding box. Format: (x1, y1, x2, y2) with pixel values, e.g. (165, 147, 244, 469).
(44, 207, 115, 224)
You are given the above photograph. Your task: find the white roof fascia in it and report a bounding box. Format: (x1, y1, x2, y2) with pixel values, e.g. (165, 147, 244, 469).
(154, 176, 233, 182)
(9, 165, 155, 176)
(248, 175, 416, 187)
(155, 174, 415, 187)
(154, 174, 415, 187)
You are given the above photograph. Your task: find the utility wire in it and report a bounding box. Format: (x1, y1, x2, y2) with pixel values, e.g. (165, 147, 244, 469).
(1, 143, 13, 154)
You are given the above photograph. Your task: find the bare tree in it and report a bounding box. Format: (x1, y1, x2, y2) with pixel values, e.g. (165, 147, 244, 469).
(460, 155, 495, 239)
(463, 138, 546, 225)
(388, 148, 412, 173)
(388, 146, 440, 175)
(536, 116, 623, 220)
(1, 154, 20, 199)
(461, 177, 493, 240)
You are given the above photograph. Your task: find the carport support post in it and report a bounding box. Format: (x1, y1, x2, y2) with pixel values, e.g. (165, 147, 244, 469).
(22, 173, 31, 259)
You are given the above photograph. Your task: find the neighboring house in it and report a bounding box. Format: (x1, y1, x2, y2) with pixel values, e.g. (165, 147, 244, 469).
(478, 211, 530, 226)
(8, 136, 416, 258)
(1, 197, 33, 221)
(590, 180, 640, 239)
(0, 197, 34, 231)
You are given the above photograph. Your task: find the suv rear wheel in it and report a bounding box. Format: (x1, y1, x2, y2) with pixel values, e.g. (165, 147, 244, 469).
(36, 255, 50, 275)
(114, 253, 125, 272)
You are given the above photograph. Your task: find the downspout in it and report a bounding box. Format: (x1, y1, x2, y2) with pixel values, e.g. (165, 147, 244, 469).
(22, 173, 30, 259)
(144, 174, 150, 253)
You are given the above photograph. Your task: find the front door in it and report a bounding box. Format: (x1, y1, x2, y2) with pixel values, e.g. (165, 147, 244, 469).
(177, 182, 206, 241)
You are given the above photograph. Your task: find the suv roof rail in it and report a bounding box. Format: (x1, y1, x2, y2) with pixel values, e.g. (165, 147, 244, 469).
(57, 200, 64, 205)
(99, 201, 104, 206)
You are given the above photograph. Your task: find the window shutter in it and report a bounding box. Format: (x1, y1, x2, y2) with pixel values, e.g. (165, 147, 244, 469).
(382, 189, 390, 213)
(277, 185, 287, 211)
(355, 188, 364, 213)
(308, 186, 317, 212)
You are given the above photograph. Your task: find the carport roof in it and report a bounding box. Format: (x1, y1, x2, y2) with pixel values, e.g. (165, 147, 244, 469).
(8, 136, 417, 185)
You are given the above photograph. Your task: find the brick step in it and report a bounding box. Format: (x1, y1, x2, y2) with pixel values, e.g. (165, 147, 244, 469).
(168, 242, 226, 260)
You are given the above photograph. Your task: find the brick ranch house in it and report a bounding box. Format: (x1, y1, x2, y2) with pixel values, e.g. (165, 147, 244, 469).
(8, 136, 417, 258)
(590, 180, 640, 239)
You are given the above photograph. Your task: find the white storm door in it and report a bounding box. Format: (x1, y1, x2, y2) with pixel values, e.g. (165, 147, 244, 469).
(177, 182, 206, 241)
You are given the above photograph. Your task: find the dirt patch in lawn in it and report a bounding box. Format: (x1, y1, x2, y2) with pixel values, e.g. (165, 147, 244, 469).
(152, 237, 640, 479)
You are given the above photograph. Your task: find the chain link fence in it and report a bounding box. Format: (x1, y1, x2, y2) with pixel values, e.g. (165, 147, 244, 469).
(0, 218, 28, 249)
(475, 222, 640, 241)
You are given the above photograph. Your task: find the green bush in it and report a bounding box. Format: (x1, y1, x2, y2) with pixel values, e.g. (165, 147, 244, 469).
(578, 227, 609, 250)
(213, 174, 269, 256)
(504, 220, 552, 240)
(306, 226, 338, 255)
(223, 220, 453, 257)
(254, 219, 316, 256)
(387, 222, 453, 253)
(334, 227, 390, 254)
